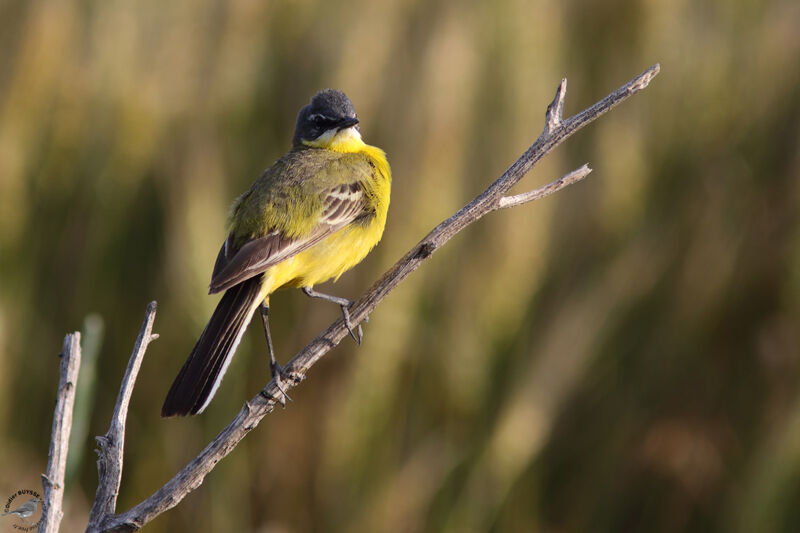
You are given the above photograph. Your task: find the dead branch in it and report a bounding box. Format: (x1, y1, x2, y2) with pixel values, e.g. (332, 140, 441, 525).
(40, 333, 82, 533)
(84, 303, 159, 532)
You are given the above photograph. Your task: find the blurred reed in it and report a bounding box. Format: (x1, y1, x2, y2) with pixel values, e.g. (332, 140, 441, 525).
(0, 0, 798, 531)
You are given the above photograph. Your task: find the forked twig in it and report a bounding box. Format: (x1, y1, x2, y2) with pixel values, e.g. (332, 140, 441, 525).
(85, 303, 159, 532)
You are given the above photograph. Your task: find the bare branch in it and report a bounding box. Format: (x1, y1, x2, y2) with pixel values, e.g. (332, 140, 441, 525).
(544, 78, 567, 134)
(92, 63, 660, 532)
(40, 333, 82, 533)
(85, 302, 158, 532)
(496, 165, 593, 210)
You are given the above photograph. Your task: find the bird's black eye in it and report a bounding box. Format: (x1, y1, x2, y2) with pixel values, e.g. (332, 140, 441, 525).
(310, 114, 327, 127)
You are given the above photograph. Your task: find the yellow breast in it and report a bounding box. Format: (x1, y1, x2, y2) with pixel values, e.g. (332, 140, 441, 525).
(260, 131, 391, 298)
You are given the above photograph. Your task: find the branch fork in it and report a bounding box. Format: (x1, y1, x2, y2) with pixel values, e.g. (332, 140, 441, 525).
(87, 301, 159, 529)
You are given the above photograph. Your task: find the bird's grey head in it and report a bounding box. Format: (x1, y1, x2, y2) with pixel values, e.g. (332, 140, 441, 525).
(293, 89, 360, 147)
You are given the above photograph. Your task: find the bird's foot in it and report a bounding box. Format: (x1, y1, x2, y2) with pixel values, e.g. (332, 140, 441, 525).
(339, 303, 363, 345)
(302, 286, 364, 345)
(267, 360, 293, 407)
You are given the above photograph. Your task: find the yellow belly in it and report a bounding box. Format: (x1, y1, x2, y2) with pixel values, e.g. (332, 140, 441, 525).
(258, 217, 385, 302)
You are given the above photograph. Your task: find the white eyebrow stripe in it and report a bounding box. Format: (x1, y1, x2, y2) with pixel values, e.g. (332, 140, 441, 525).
(309, 113, 337, 122)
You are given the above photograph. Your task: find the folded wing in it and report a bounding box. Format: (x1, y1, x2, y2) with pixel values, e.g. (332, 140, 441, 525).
(209, 181, 366, 293)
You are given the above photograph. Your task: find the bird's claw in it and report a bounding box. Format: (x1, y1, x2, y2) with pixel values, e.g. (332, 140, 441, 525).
(268, 360, 293, 407)
(340, 304, 363, 345)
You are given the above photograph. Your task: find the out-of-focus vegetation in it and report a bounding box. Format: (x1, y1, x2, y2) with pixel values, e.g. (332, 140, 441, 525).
(1, 0, 799, 531)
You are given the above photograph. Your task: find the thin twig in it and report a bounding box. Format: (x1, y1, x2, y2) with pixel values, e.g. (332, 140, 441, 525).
(85, 302, 158, 532)
(496, 164, 593, 209)
(93, 63, 660, 532)
(40, 333, 82, 533)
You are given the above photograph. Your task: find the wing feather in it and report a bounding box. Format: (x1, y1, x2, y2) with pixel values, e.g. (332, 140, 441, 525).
(208, 182, 366, 293)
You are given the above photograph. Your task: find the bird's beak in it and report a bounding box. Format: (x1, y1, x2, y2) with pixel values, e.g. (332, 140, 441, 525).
(337, 117, 359, 130)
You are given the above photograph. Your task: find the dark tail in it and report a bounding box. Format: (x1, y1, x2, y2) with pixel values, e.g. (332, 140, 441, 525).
(162, 276, 263, 417)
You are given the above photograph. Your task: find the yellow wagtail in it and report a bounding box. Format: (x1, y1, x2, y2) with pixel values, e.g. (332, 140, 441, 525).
(162, 89, 391, 416)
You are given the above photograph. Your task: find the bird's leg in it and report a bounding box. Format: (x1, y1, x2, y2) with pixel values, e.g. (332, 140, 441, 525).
(302, 286, 363, 344)
(259, 303, 291, 406)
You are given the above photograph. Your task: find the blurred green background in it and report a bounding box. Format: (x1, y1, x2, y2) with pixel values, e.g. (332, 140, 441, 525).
(1, 0, 799, 531)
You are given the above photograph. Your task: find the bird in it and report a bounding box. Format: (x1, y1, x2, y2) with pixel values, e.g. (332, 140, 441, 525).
(162, 89, 391, 417)
(2, 497, 40, 522)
